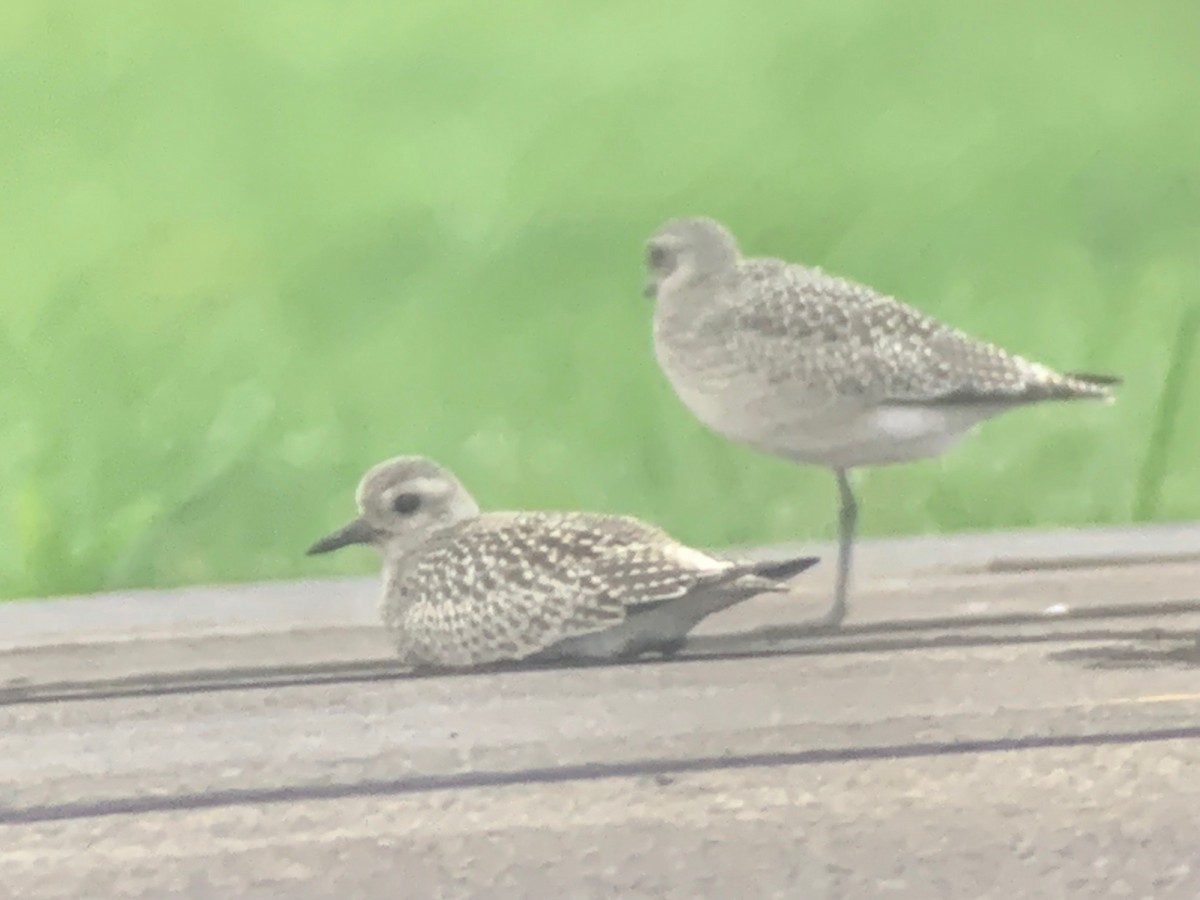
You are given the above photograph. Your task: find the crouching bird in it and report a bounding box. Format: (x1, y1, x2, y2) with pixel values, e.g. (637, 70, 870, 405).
(307, 455, 818, 669)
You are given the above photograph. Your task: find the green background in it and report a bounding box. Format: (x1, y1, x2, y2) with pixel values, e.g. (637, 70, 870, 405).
(3, 0, 1197, 599)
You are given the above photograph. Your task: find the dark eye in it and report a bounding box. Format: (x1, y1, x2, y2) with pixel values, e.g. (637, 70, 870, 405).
(391, 492, 421, 515)
(647, 244, 667, 267)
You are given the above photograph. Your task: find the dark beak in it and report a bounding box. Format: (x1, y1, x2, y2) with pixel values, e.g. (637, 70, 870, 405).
(306, 516, 377, 556)
(642, 280, 658, 299)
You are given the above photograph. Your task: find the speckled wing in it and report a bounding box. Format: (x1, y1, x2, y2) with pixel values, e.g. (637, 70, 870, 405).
(396, 512, 738, 664)
(724, 259, 1106, 406)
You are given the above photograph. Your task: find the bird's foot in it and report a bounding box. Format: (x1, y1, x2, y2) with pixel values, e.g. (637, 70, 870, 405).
(793, 601, 847, 637)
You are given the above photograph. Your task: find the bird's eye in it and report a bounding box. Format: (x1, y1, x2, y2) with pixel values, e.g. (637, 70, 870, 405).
(647, 244, 667, 267)
(390, 492, 422, 515)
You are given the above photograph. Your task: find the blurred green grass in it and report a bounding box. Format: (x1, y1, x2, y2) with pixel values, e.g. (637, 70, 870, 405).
(2, 0, 1198, 599)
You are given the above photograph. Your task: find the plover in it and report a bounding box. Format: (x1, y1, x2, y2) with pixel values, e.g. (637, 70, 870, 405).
(307, 455, 819, 668)
(644, 215, 1118, 629)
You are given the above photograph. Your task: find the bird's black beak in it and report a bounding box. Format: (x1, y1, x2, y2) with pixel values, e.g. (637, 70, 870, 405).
(306, 516, 376, 556)
(642, 280, 658, 299)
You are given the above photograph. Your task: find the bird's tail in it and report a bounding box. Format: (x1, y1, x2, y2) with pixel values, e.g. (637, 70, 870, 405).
(631, 554, 820, 641)
(665, 554, 819, 626)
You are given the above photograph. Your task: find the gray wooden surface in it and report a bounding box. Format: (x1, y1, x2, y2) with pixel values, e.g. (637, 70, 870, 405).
(2, 524, 1199, 899)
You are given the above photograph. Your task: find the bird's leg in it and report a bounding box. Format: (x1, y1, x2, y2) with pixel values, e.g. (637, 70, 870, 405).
(825, 467, 857, 629)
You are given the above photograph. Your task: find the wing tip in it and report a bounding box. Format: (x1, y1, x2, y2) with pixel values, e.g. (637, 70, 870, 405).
(887, 369, 1119, 407)
(1065, 371, 1122, 388)
(751, 555, 820, 582)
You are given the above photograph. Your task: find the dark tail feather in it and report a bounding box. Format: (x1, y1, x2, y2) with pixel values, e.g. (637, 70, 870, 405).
(1066, 371, 1122, 387)
(623, 555, 820, 618)
(749, 555, 820, 582)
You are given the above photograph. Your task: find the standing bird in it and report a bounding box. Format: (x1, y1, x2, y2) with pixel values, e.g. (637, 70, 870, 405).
(644, 216, 1118, 630)
(306, 455, 818, 668)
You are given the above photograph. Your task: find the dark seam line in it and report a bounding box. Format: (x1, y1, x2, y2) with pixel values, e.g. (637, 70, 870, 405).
(4, 725, 1199, 826)
(3, 619, 1197, 708)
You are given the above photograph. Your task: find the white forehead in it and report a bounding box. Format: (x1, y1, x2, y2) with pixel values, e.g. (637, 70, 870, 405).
(649, 218, 740, 264)
(400, 475, 457, 497)
(354, 457, 456, 508)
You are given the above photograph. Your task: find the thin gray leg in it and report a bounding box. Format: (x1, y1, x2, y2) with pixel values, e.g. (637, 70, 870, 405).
(827, 467, 857, 628)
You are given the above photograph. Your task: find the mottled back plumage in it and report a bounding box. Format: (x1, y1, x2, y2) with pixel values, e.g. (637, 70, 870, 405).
(308, 455, 818, 667)
(724, 259, 1111, 407)
(387, 511, 747, 666)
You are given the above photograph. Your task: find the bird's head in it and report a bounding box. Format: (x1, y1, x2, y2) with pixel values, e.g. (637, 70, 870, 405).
(643, 216, 740, 300)
(306, 455, 480, 559)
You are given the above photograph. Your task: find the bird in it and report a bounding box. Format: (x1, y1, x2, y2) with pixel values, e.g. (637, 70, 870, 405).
(643, 215, 1118, 630)
(306, 454, 819, 668)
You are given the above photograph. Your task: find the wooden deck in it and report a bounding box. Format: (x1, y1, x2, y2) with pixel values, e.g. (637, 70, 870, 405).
(2, 524, 1198, 898)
